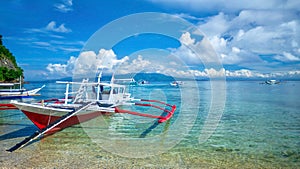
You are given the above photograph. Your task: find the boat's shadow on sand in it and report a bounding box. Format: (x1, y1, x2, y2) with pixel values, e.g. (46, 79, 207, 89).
(1, 124, 62, 151)
(0, 124, 38, 141)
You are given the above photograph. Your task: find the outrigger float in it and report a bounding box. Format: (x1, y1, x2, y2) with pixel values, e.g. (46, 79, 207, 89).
(1, 70, 176, 152)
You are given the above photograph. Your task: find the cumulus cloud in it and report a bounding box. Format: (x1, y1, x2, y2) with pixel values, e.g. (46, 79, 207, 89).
(74, 49, 130, 77)
(46, 56, 76, 76)
(115, 55, 152, 75)
(46, 49, 129, 78)
(171, 31, 221, 65)
(199, 12, 229, 37)
(184, 68, 300, 79)
(46, 48, 300, 79)
(115, 54, 224, 79)
(149, 0, 300, 75)
(179, 32, 195, 45)
(197, 10, 300, 70)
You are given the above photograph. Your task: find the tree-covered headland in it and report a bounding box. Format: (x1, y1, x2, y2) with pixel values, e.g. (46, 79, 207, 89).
(0, 35, 24, 82)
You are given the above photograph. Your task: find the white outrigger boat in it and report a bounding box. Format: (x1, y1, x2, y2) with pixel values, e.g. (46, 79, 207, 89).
(0, 79, 45, 99)
(1, 70, 176, 152)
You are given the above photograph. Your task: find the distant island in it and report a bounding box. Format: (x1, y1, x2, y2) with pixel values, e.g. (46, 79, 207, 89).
(0, 35, 23, 82)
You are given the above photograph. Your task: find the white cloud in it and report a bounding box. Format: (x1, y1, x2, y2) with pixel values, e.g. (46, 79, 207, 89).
(110, 0, 300, 79)
(196, 10, 300, 69)
(234, 10, 297, 27)
(151, 0, 299, 74)
(274, 52, 300, 62)
(208, 36, 227, 54)
(115, 54, 225, 79)
(46, 49, 300, 79)
(179, 32, 195, 45)
(54, 0, 73, 13)
(97, 49, 129, 69)
(26, 21, 71, 34)
(184, 68, 300, 79)
(47, 63, 67, 75)
(115, 55, 152, 74)
(199, 12, 229, 37)
(46, 56, 76, 76)
(46, 49, 129, 78)
(46, 21, 71, 33)
(171, 31, 221, 65)
(174, 13, 204, 21)
(22, 21, 78, 52)
(204, 68, 225, 77)
(226, 69, 258, 78)
(149, 0, 300, 13)
(171, 45, 198, 64)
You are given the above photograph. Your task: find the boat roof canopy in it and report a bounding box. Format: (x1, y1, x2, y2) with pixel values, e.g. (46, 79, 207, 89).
(56, 81, 125, 88)
(0, 83, 15, 87)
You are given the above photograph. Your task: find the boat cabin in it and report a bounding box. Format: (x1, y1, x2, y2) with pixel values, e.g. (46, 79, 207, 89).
(57, 78, 131, 106)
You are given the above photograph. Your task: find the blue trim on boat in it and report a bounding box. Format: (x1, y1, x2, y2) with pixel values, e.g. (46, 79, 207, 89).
(0, 89, 26, 92)
(0, 95, 32, 100)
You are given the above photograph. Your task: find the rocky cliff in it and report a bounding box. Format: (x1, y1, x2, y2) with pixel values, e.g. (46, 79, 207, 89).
(0, 35, 23, 82)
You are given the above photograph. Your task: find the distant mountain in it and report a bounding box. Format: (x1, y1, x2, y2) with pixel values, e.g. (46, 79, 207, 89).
(101, 73, 177, 82)
(44, 72, 178, 83)
(130, 73, 176, 82)
(0, 35, 23, 82)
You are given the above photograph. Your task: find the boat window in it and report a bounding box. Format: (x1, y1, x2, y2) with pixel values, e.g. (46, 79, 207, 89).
(113, 88, 118, 94)
(102, 86, 111, 94)
(119, 87, 124, 94)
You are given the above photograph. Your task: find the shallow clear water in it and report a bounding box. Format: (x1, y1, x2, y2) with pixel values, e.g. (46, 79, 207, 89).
(1, 81, 299, 168)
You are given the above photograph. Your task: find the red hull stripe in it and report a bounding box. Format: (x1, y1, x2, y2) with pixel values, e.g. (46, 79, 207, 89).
(0, 103, 18, 110)
(22, 110, 109, 133)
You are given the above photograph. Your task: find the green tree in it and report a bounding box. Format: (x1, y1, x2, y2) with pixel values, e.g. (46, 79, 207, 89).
(0, 35, 24, 82)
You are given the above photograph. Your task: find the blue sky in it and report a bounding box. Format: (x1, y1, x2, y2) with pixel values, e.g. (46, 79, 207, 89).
(0, 0, 299, 80)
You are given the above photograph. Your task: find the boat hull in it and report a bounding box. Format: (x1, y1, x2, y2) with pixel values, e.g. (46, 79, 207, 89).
(22, 110, 110, 134)
(0, 94, 39, 100)
(13, 102, 112, 134)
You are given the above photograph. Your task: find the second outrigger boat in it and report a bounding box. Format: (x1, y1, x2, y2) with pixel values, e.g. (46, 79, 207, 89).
(0, 77, 45, 99)
(1, 70, 176, 152)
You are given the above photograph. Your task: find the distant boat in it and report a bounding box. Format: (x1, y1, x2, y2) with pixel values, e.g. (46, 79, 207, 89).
(265, 79, 280, 85)
(138, 80, 149, 85)
(0, 82, 45, 99)
(170, 81, 184, 87)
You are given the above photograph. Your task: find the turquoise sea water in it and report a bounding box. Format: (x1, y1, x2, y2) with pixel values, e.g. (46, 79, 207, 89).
(1, 81, 299, 168)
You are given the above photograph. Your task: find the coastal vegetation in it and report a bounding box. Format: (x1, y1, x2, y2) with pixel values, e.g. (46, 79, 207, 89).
(0, 35, 23, 82)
